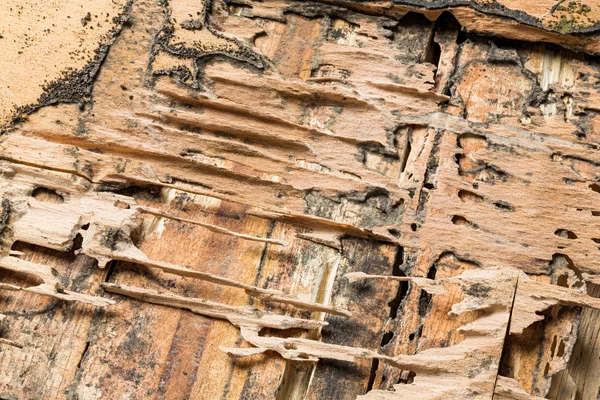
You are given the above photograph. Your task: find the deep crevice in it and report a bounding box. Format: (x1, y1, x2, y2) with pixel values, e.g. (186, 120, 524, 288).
(554, 229, 577, 239)
(388, 246, 407, 320)
(366, 359, 379, 392)
(103, 260, 118, 283)
(381, 331, 394, 347)
(76, 341, 91, 370)
(398, 130, 412, 175)
(496, 273, 520, 393)
(397, 370, 416, 384)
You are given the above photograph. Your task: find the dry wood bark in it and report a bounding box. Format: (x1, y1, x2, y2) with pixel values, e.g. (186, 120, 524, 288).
(2, 0, 600, 399)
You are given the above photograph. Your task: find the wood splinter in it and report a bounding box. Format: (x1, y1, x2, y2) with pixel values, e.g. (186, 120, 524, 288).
(0, 337, 23, 349)
(136, 206, 289, 246)
(101, 282, 326, 331)
(104, 251, 352, 317)
(84, 225, 351, 316)
(0, 256, 114, 307)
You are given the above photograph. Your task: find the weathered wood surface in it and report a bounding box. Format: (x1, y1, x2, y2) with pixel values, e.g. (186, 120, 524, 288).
(2, 0, 600, 399)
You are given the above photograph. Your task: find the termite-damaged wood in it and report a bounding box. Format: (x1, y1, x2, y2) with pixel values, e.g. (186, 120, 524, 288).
(0, 314, 22, 349)
(3, 0, 600, 399)
(493, 376, 547, 400)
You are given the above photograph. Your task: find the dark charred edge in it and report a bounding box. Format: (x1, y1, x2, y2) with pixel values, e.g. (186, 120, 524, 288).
(308, 0, 600, 57)
(1, 1, 134, 134)
(152, 0, 265, 89)
(311, 0, 549, 29)
(386, 0, 600, 35)
(283, 0, 391, 22)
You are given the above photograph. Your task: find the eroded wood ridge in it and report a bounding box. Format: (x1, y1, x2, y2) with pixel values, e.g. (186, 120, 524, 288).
(222, 268, 518, 399)
(2, 0, 600, 398)
(493, 376, 547, 400)
(101, 282, 327, 330)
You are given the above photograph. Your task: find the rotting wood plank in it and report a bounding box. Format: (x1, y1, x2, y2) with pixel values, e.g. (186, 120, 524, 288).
(3, 0, 600, 399)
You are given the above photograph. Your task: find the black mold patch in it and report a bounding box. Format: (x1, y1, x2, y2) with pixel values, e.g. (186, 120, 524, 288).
(494, 200, 515, 212)
(309, 357, 366, 400)
(463, 282, 493, 297)
(321, 315, 377, 347)
(100, 228, 129, 251)
(417, 288, 433, 318)
(304, 187, 404, 228)
(0, 198, 11, 244)
(488, 42, 521, 64)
